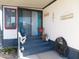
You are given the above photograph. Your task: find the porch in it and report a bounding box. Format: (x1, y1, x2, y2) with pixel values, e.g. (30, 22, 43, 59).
(0, 0, 79, 59)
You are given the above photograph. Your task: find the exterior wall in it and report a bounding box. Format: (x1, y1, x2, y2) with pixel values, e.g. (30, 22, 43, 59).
(0, 6, 2, 30)
(43, 0, 79, 50)
(2, 6, 18, 47)
(3, 6, 18, 39)
(0, 6, 2, 48)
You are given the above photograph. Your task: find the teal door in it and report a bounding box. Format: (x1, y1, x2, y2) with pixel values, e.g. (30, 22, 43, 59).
(18, 9, 42, 36)
(19, 10, 31, 36)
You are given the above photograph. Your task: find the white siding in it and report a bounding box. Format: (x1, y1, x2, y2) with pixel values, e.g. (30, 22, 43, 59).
(3, 6, 18, 39)
(0, 6, 2, 30)
(43, 0, 79, 50)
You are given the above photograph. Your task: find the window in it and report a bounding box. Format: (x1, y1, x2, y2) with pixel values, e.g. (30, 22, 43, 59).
(5, 8, 16, 29)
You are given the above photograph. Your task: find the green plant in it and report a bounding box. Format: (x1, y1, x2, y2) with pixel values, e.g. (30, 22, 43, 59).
(2, 47, 17, 54)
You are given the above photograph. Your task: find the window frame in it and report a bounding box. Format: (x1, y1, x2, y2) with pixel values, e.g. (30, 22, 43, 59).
(5, 8, 17, 29)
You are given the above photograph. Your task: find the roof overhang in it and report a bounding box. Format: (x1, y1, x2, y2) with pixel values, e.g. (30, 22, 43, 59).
(0, 0, 56, 10)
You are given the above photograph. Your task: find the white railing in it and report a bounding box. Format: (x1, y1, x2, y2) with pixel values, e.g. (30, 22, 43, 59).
(18, 32, 27, 59)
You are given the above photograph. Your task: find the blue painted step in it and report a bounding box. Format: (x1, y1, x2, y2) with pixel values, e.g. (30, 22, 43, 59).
(22, 36, 55, 56)
(23, 45, 53, 56)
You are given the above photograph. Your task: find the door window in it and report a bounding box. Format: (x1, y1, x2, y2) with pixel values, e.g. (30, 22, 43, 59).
(5, 8, 16, 29)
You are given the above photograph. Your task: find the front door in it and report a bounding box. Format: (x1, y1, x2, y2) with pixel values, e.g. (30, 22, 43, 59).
(18, 9, 42, 36)
(19, 10, 31, 36)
